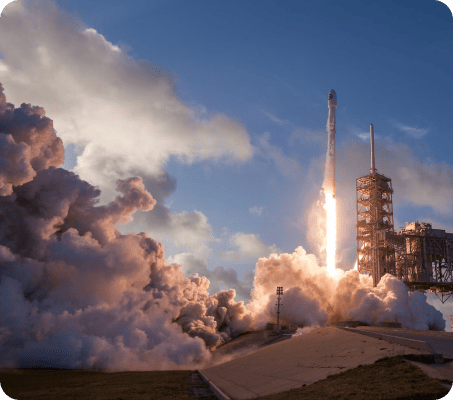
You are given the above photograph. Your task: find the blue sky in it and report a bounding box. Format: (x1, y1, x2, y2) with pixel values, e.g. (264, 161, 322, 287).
(1, 0, 453, 321)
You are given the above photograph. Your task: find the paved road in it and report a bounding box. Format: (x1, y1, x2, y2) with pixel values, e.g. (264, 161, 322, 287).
(201, 327, 428, 400)
(356, 327, 453, 358)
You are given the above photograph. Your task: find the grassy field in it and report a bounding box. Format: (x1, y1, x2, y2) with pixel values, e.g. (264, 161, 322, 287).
(256, 355, 451, 400)
(0, 369, 196, 400)
(0, 355, 451, 400)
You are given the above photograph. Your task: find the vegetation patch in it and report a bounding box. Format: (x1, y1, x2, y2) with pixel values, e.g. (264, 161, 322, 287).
(0, 369, 195, 400)
(255, 355, 451, 400)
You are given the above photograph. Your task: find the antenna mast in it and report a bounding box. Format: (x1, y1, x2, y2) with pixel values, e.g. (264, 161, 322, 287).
(276, 287, 283, 335)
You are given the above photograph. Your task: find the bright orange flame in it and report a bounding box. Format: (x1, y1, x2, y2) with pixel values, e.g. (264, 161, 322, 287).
(324, 191, 336, 276)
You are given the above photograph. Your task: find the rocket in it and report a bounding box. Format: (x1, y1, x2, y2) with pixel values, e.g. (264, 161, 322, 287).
(326, 89, 337, 198)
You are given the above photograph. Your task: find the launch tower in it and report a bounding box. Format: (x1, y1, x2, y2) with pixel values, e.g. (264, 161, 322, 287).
(356, 125, 396, 286)
(355, 125, 453, 302)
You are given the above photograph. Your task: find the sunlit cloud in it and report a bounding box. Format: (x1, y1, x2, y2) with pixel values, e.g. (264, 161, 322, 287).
(397, 124, 429, 138)
(0, 0, 253, 203)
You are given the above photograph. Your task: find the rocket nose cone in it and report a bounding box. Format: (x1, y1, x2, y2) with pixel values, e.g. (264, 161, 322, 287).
(328, 89, 337, 108)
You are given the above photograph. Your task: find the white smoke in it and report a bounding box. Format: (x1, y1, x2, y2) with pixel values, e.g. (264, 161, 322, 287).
(292, 325, 321, 337)
(247, 247, 445, 331)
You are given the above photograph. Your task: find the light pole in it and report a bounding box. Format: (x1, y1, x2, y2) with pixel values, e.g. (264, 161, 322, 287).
(276, 286, 283, 335)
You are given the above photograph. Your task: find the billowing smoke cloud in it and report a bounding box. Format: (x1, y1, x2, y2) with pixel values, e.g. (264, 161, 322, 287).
(168, 252, 254, 300)
(0, 86, 252, 370)
(248, 247, 445, 331)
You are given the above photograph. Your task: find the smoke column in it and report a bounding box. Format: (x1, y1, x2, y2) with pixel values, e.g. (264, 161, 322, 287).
(0, 85, 446, 372)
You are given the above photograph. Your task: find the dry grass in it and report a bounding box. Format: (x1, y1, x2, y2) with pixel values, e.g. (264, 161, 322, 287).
(0, 355, 451, 400)
(254, 355, 451, 400)
(0, 369, 195, 400)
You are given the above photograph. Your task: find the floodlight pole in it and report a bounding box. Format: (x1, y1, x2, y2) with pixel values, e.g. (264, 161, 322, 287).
(276, 287, 283, 335)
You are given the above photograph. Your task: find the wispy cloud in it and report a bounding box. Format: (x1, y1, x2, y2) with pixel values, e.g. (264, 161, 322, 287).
(258, 132, 303, 178)
(261, 109, 290, 126)
(357, 132, 369, 141)
(351, 127, 385, 142)
(249, 205, 265, 217)
(348, 126, 372, 141)
(261, 109, 325, 146)
(397, 124, 429, 138)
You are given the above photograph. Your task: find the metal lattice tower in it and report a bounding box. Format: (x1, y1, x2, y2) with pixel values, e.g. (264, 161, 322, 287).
(276, 287, 283, 334)
(357, 173, 396, 286)
(356, 125, 396, 286)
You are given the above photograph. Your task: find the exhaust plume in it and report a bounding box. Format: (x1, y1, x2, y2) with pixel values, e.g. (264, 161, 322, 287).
(247, 247, 445, 331)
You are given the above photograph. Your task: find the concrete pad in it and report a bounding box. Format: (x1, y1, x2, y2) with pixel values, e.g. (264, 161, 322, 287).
(355, 326, 453, 358)
(201, 326, 429, 400)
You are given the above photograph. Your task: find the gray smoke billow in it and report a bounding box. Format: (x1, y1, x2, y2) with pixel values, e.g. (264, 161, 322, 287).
(0, 86, 445, 371)
(0, 85, 251, 370)
(247, 247, 445, 331)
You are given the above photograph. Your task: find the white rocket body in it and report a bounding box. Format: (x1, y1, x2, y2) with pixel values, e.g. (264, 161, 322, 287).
(325, 89, 337, 198)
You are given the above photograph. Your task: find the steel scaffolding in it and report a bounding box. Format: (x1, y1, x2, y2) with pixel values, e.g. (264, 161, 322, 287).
(356, 172, 395, 286)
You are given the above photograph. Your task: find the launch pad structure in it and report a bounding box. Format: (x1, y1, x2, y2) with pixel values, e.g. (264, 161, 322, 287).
(356, 125, 453, 304)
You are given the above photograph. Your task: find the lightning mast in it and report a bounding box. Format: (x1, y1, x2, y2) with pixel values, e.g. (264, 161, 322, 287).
(356, 125, 396, 286)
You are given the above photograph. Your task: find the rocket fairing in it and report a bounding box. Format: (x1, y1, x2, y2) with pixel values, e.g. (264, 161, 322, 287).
(326, 89, 337, 198)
